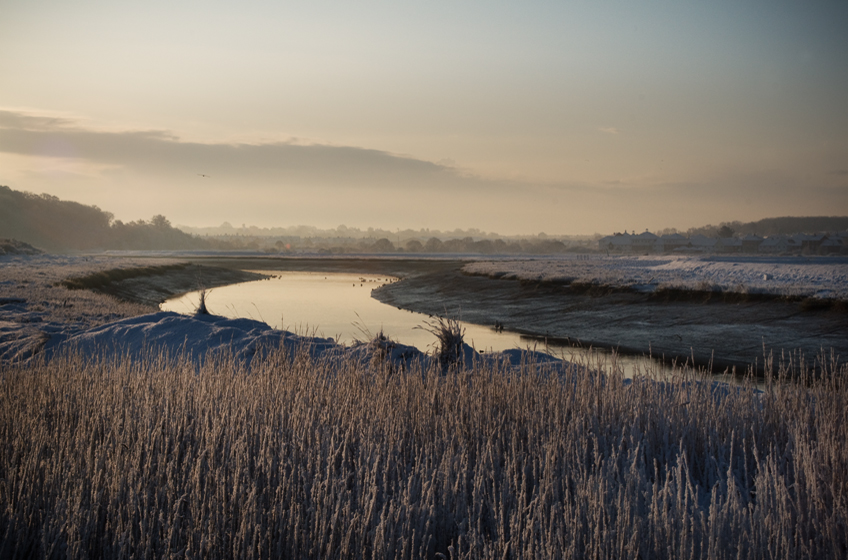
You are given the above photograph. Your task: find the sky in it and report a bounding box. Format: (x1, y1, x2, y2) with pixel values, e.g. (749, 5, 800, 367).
(1, 0, 847, 236)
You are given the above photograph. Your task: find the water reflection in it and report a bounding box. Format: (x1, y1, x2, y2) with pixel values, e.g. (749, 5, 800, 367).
(162, 271, 674, 377)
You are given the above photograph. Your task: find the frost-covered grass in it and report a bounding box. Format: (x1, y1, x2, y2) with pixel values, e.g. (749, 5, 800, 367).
(0, 255, 163, 327)
(1, 256, 158, 362)
(1, 349, 846, 559)
(465, 255, 848, 300)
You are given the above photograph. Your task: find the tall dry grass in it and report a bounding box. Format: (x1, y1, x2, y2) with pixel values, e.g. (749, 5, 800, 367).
(1, 348, 846, 559)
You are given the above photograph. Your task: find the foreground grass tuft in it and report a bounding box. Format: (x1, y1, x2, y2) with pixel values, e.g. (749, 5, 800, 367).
(419, 315, 466, 370)
(1, 350, 846, 559)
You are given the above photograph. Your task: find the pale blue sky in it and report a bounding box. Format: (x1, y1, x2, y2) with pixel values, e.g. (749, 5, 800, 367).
(1, 0, 846, 234)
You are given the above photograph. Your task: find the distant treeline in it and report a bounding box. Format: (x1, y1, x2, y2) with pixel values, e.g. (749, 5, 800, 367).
(0, 185, 591, 255)
(176, 233, 586, 254)
(0, 185, 208, 252)
(5, 184, 846, 254)
(662, 216, 848, 238)
(179, 222, 571, 242)
(253, 235, 580, 255)
(180, 222, 600, 254)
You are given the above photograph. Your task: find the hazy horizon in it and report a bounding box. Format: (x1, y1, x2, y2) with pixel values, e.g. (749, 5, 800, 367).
(2, 0, 846, 235)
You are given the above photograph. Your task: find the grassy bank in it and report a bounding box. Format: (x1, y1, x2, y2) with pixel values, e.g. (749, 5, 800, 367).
(59, 263, 267, 307)
(1, 350, 846, 559)
(59, 264, 191, 291)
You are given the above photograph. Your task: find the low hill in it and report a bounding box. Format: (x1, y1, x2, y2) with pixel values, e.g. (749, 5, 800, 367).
(0, 185, 208, 253)
(687, 216, 848, 238)
(739, 216, 848, 235)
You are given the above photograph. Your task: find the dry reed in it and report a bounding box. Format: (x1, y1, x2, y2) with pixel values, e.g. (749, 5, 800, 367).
(1, 348, 846, 559)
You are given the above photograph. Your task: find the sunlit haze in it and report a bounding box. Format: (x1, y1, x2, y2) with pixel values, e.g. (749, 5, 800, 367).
(1, 0, 846, 235)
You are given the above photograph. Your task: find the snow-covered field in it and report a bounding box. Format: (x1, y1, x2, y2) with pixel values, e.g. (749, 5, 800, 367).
(465, 254, 848, 300)
(1, 255, 159, 362)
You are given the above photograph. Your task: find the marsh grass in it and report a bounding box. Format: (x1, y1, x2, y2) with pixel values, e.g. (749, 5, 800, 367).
(1, 348, 846, 559)
(195, 287, 211, 316)
(418, 316, 466, 370)
(59, 264, 189, 292)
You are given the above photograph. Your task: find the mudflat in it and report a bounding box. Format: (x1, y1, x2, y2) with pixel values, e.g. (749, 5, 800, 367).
(372, 264, 847, 373)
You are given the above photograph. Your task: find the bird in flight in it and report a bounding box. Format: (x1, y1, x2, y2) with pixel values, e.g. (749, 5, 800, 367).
(198, 173, 210, 178)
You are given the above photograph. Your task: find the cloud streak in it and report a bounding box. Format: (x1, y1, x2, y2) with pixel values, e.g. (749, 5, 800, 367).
(0, 110, 457, 190)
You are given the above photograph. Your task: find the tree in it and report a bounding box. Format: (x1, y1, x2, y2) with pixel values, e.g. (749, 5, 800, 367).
(405, 239, 424, 252)
(424, 237, 443, 252)
(371, 238, 395, 252)
(151, 215, 171, 229)
(717, 225, 735, 238)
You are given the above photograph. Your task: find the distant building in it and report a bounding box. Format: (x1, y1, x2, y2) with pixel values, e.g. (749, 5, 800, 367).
(741, 234, 763, 253)
(794, 234, 827, 253)
(657, 233, 688, 253)
(759, 235, 791, 253)
(632, 231, 658, 252)
(599, 232, 633, 252)
(688, 235, 717, 252)
(716, 237, 741, 253)
(819, 236, 844, 254)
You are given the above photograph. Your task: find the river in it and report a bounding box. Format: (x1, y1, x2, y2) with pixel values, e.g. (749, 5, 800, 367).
(161, 270, 676, 377)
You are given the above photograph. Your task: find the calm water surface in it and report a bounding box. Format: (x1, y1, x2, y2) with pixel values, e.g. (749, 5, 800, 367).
(162, 271, 675, 377)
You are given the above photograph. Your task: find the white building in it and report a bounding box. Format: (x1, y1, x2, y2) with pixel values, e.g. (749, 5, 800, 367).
(656, 233, 689, 253)
(632, 231, 658, 252)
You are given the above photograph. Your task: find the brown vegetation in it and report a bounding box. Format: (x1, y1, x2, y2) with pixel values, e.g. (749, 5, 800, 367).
(59, 264, 190, 292)
(57, 263, 266, 307)
(1, 348, 846, 558)
(0, 239, 41, 256)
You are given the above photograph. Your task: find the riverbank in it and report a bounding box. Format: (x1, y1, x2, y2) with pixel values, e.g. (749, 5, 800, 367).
(370, 259, 848, 374)
(4, 253, 845, 373)
(0, 255, 264, 362)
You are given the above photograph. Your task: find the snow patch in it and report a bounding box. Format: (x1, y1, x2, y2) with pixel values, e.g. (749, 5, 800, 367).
(39, 311, 570, 374)
(42, 311, 338, 367)
(465, 255, 848, 299)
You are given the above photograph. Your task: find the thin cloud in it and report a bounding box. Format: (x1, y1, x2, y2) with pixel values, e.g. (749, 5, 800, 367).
(0, 110, 456, 189)
(0, 110, 75, 131)
(598, 127, 621, 135)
